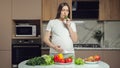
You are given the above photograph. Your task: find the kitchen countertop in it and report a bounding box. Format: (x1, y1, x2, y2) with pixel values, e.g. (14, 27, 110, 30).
(41, 47, 120, 50)
(41, 44, 120, 50)
(74, 48, 120, 50)
(18, 60, 110, 68)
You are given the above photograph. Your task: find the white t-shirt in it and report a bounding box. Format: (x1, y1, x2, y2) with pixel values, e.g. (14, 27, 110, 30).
(46, 19, 77, 53)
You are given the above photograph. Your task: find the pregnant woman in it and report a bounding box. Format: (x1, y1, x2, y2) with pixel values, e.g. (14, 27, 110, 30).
(43, 2, 78, 59)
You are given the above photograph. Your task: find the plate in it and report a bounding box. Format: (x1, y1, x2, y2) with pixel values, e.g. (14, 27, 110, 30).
(85, 61, 99, 64)
(55, 62, 72, 65)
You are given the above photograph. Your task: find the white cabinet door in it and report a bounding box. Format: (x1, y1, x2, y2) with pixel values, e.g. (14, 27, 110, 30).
(12, 0, 41, 19)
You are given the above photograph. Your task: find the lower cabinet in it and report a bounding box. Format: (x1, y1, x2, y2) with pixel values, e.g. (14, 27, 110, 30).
(0, 51, 11, 68)
(75, 49, 103, 58)
(102, 50, 120, 68)
(75, 49, 120, 68)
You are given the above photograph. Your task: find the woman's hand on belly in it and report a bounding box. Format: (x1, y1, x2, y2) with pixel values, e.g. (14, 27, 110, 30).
(54, 45, 63, 53)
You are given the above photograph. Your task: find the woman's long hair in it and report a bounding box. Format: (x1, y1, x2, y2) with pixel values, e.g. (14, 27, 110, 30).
(55, 2, 70, 19)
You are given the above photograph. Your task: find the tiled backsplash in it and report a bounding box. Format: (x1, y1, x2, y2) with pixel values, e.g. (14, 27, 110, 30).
(75, 20, 103, 44)
(104, 21, 120, 48)
(42, 20, 120, 48)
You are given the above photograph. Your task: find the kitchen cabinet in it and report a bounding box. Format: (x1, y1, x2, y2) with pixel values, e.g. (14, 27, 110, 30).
(42, 0, 72, 21)
(0, 0, 12, 50)
(0, 51, 11, 68)
(102, 50, 120, 68)
(0, 0, 12, 68)
(12, 0, 41, 19)
(99, 0, 120, 20)
(72, 0, 99, 19)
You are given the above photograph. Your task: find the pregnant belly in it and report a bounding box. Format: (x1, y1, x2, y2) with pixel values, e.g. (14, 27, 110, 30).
(50, 40, 74, 53)
(52, 38, 73, 51)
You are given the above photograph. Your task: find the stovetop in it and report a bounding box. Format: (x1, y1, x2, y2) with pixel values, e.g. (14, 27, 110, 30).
(73, 44, 101, 48)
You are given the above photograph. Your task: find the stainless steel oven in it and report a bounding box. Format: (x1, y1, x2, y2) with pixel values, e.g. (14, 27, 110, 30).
(12, 39, 41, 67)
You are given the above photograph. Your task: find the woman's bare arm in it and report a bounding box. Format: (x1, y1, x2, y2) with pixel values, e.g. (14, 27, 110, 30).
(43, 31, 63, 53)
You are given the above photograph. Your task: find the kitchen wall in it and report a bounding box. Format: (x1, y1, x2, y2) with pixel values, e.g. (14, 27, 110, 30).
(75, 20, 103, 44)
(42, 20, 120, 48)
(104, 21, 120, 48)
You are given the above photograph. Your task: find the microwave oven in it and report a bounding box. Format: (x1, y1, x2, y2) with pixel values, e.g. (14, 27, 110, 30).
(16, 24, 36, 37)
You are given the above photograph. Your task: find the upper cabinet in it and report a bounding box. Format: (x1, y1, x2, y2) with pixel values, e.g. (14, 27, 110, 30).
(72, 0, 99, 19)
(99, 0, 120, 20)
(72, 0, 120, 20)
(12, 0, 41, 19)
(42, 0, 72, 21)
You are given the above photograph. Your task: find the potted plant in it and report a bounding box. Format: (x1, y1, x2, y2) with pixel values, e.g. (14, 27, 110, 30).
(92, 30, 104, 44)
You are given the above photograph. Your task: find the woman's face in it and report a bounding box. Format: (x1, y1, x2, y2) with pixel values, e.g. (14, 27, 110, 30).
(60, 6, 69, 19)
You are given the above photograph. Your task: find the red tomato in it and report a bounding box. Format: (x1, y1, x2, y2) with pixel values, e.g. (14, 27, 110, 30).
(59, 59, 65, 63)
(94, 55, 101, 61)
(54, 55, 59, 62)
(65, 58, 72, 63)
